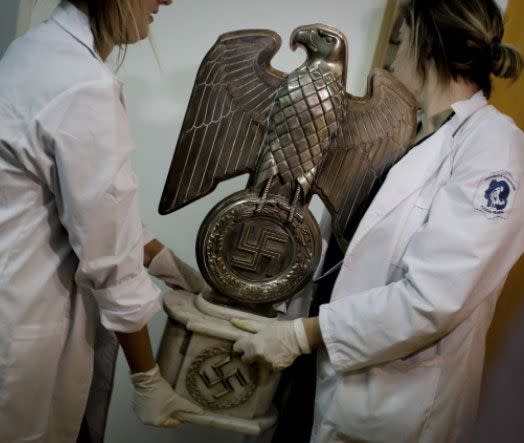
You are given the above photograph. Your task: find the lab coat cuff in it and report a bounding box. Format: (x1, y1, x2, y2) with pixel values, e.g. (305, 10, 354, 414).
(319, 303, 346, 371)
(92, 269, 162, 333)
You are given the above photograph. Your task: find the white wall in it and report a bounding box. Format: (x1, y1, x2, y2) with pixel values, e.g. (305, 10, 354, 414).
(6, 0, 505, 442)
(30, 0, 59, 27)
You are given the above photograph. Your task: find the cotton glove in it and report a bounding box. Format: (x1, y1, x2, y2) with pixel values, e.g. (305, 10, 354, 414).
(148, 247, 209, 294)
(130, 364, 203, 427)
(231, 318, 311, 371)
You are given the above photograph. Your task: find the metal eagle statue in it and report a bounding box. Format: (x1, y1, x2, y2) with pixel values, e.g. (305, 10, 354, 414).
(158, 24, 417, 304)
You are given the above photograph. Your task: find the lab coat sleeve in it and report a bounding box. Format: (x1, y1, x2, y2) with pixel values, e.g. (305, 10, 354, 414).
(36, 79, 161, 333)
(319, 121, 524, 373)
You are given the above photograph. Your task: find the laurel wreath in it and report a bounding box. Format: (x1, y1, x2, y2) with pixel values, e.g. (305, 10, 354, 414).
(203, 196, 318, 303)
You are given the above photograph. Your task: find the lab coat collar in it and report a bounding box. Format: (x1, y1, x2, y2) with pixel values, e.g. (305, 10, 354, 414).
(51, 1, 103, 63)
(449, 90, 488, 135)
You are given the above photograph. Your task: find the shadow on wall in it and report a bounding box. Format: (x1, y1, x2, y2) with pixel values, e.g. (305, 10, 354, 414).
(0, 1, 20, 57)
(30, 0, 60, 27)
(473, 297, 524, 443)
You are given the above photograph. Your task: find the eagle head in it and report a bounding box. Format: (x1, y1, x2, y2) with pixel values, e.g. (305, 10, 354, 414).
(291, 24, 348, 84)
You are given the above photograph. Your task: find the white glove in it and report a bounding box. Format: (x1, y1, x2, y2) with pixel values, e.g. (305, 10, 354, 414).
(130, 364, 203, 427)
(148, 247, 209, 294)
(231, 318, 311, 371)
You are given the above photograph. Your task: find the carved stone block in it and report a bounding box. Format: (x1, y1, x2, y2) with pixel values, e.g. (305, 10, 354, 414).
(157, 290, 281, 435)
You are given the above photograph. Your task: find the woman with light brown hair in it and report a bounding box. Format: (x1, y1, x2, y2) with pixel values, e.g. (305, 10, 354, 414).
(0, 1, 206, 442)
(231, 1, 524, 442)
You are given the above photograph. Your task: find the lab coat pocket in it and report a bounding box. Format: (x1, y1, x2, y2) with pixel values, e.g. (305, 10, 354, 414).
(0, 323, 67, 441)
(323, 363, 442, 443)
(403, 199, 431, 237)
(390, 342, 440, 370)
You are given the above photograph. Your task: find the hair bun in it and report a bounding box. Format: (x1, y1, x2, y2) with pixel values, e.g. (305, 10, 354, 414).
(492, 43, 523, 80)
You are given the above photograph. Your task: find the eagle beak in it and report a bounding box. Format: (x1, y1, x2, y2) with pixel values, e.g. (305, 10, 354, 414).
(291, 26, 317, 52)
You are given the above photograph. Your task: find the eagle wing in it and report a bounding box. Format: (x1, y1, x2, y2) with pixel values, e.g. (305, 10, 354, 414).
(159, 30, 286, 214)
(313, 69, 418, 247)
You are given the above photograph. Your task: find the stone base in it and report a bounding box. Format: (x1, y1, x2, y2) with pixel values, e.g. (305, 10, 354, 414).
(157, 290, 281, 435)
(175, 407, 278, 435)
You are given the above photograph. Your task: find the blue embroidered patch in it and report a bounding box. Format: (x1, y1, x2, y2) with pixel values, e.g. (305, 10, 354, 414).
(474, 171, 519, 219)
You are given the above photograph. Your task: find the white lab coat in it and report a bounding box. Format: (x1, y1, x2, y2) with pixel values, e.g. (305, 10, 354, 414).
(0, 2, 161, 442)
(313, 92, 524, 443)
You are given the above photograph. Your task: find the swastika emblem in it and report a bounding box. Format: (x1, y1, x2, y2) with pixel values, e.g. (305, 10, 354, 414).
(186, 345, 258, 410)
(198, 355, 249, 399)
(231, 224, 289, 277)
(197, 190, 322, 303)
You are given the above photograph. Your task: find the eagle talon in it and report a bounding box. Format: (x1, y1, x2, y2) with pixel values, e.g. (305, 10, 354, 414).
(287, 185, 302, 223)
(255, 177, 274, 213)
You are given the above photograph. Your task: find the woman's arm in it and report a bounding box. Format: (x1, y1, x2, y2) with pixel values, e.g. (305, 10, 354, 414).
(144, 239, 164, 268)
(115, 326, 156, 373)
(318, 125, 524, 373)
(303, 317, 324, 349)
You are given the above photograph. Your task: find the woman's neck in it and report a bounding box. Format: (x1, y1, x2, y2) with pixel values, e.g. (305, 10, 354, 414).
(68, 0, 114, 60)
(413, 69, 479, 141)
(421, 72, 480, 122)
(69, 0, 88, 15)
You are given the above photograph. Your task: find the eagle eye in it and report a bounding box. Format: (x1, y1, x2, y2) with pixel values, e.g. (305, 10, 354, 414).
(325, 35, 336, 44)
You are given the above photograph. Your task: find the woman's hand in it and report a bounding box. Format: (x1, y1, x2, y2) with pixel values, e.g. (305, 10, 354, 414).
(130, 364, 203, 427)
(116, 326, 203, 427)
(145, 241, 209, 294)
(230, 318, 315, 371)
